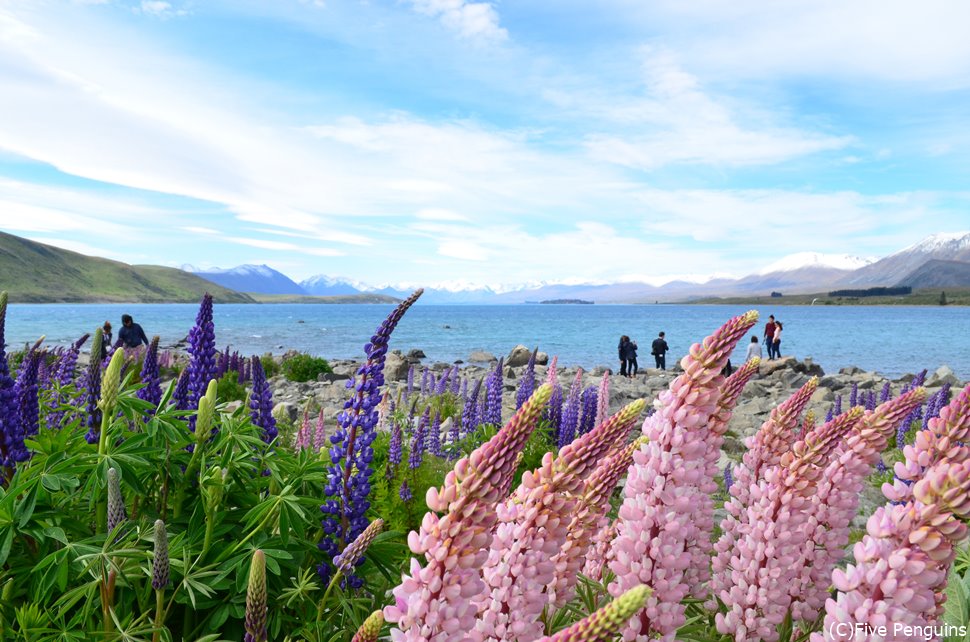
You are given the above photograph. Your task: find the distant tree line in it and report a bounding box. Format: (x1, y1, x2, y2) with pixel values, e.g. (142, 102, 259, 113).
(827, 286, 912, 297)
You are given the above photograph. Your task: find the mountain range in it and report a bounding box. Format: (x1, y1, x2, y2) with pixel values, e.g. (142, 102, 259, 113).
(3, 230, 968, 304)
(186, 231, 970, 303)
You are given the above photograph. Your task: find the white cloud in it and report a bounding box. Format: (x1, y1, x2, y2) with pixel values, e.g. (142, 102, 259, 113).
(226, 236, 344, 257)
(24, 236, 123, 259)
(616, 1, 970, 87)
(438, 239, 488, 260)
(416, 208, 468, 221)
(137, 1, 188, 19)
(410, 0, 507, 42)
(569, 47, 852, 169)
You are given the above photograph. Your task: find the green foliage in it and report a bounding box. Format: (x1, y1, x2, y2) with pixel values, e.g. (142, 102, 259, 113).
(281, 354, 332, 383)
(260, 354, 281, 379)
(0, 377, 399, 641)
(216, 372, 248, 403)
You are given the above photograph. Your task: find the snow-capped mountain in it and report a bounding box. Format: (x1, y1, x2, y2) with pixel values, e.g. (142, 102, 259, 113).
(757, 252, 874, 275)
(189, 264, 306, 295)
(838, 231, 970, 286)
(300, 275, 366, 296)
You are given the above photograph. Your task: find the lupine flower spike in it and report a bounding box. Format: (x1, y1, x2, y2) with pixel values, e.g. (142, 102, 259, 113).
(335, 518, 384, 577)
(477, 399, 646, 640)
(609, 310, 758, 641)
(244, 550, 267, 642)
(320, 289, 422, 585)
(352, 610, 384, 642)
(686, 357, 761, 598)
(151, 519, 169, 589)
(0, 291, 20, 472)
(536, 585, 651, 642)
(789, 387, 927, 623)
(384, 384, 552, 642)
(106, 467, 127, 535)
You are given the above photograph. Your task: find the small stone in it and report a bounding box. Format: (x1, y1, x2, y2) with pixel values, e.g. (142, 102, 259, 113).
(468, 350, 497, 363)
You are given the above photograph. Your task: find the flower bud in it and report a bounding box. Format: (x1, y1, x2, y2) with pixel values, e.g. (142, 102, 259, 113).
(351, 610, 384, 642)
(244, 549, 267, 642)
(106, 467, 127, 535)
(98, 348, 125, 414)
(151, 519, 169, 590)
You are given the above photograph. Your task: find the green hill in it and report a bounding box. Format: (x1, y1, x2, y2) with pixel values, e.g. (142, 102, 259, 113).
(0, 232, 254, 303)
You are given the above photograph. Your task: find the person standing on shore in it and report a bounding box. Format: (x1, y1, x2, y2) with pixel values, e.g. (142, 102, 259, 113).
(626, 338, 639, 378)
(764, 315, 776, 360)
(117, 314, 150, 350)
(772, 321, 783, 359)
(746, 335, 762, 362)
(618, 335, 630, 377)
(651, 331, 669, 370)
(101, 321, 112, 360)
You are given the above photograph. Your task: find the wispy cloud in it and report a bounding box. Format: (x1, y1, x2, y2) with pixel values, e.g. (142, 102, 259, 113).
(136, 1, 189, 19)
(409, 0, 507, 42)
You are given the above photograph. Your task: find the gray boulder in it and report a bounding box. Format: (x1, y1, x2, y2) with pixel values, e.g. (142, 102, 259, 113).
(272, 401, 299, 423)
(383, 351, 410, 381)
(506, 345, 533, 367)
(929, 365, 961, 387)
(468, 350, 497, 363)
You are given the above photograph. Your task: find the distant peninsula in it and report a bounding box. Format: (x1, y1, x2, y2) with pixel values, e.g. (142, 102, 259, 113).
(537, 298, 594, 305)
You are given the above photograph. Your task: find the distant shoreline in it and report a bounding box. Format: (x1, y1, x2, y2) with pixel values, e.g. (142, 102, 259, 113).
(685, 287, 970, 307)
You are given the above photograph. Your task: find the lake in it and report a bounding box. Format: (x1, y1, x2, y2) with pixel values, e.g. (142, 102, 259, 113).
(3, 303, 968, 379)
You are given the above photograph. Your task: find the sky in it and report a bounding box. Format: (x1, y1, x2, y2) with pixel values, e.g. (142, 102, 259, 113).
(1, 0, 970, 289)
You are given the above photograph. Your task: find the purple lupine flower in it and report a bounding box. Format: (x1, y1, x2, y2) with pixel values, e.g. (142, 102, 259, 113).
(136, 336, 162, 411)
(405, 365, 415, 402)
(578, 386, 598, 436)
(318, 290, 422, 586)
(47, 334, 88, 428)
(435, 368, 449, 395)
(865, 390, 877, 411)
(106, 467, 127, 534)
(15, 348, 42, 445)
(482, 358, 504, 426)
(249, 356, 277, 443)
(185, 294, 216, 428)
(462, 377, 482, 437)
(0, 292, 22, 472)
(409, 406, 428, 471)
(451, 369, 461, 395)
(880, 381, 892, 403)
(723, 465, 734, 492)
(548, 383, 563, 442)
(420, 368, 431, 396)
(399, 480, 412, 502)
(387, 421, 403, 479)
(824, 407, 834, 423)
(514, 348, 538, 410)
(83, 329, 104, 445)
(429, 410, 443, 457)
(833, 394, 842, 416)
(849, 382, 858, 407)
(913, 368, 928, 387)
(170, 370, 190, 415)
(37, 355, 51, 390)
(559, 370, 583, 448)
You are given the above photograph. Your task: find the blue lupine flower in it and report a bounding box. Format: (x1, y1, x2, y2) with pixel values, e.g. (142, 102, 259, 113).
(399, 480, 412, 502)
(185, 294, 216, 429)
(514, 348, 537, 410)
(409, 406, 428, 471)
(879, 381, 891, 403)
(849, 382, 858, 408)
(83, 329, 104, 445)
(559, 372, 583, 448)
(547, 383, 563, 442)
(386, 422, 403, 480)
(136, 336, 162, 411)
(461, 377, 482, 437)
(482, 358, 504, 426)
(318, 289, 422, 586)
(249, 357, 277, 443)
(723, 465, 734, 492)
(1, 293, 23, 468)
(578, 386, 598, 436)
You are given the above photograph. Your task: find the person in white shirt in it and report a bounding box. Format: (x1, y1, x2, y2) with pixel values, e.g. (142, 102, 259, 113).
(745, 335, 762, 362)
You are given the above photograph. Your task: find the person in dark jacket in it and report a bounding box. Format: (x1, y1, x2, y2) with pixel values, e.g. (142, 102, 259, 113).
(617, 335, 630, 377)
(625, 339, 639, 378)
(651, 331, 669, 370)
(117, 314, 149, 349)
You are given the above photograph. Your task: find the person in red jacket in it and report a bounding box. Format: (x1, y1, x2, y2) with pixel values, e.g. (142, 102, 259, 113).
(763, 315, 777, 360)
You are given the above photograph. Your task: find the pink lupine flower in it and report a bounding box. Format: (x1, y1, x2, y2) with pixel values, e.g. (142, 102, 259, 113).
(546, 356, 558, 386)
(714, 407, 865, 642)
(583, 519, 616, 582)
(812, 457, 970, 642)
(789, 388, 926, 623)
(550, 435, 647, 607)
(313, 409, 327, 452)
(295, 407, 312, 451)
(711, 376, 818, 603)
(686, 358, 760, 599)
(476, 400, 646, 641)
(608, 310, 758, 641)
(385, 385, 552, 642)
(594, 372, 610, 429)
(536, 585, 651, 642)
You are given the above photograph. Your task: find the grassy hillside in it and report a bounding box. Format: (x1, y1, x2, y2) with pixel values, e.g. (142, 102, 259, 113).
(687, 287, 970, 306)
(0, 232, 253, 303)
(247, 293, 402, 304)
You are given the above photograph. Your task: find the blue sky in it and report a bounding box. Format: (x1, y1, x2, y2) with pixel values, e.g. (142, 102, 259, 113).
(1, 0, 969, 288)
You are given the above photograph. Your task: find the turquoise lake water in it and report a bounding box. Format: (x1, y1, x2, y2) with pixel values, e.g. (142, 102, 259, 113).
(3, 303, 968, 379)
